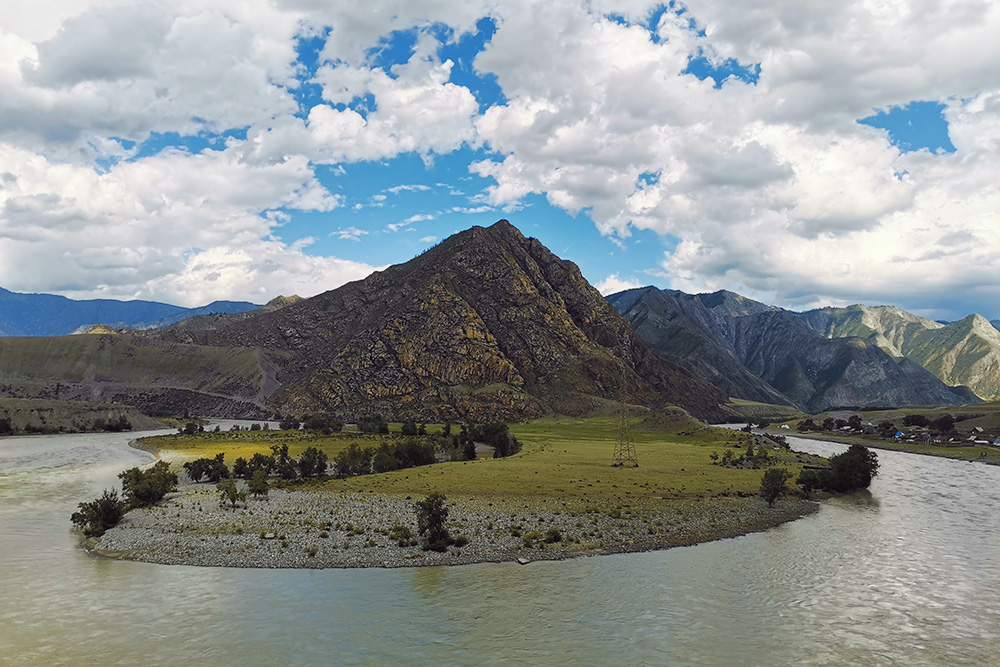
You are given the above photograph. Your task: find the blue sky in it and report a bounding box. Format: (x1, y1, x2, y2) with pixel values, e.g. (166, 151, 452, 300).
(0, 2, 997, 320)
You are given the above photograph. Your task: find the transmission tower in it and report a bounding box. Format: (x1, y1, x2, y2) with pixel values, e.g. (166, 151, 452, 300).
(612, 406, 638, 467)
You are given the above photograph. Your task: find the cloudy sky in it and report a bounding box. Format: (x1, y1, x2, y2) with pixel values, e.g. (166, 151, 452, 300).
(1, 1, 998, 320)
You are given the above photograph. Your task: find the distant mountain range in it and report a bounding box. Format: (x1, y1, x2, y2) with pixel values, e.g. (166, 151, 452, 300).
(0, 287, 261, 336)
(609, 287, 992, 412)
(800, 305, 1000, 401)
(1, 223, 995, 420)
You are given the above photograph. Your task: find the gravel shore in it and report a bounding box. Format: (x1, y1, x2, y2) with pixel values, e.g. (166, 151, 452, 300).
(93, 481, 818, 569)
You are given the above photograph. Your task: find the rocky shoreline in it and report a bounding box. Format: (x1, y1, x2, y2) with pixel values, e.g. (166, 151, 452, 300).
(92, 482, 818, 569)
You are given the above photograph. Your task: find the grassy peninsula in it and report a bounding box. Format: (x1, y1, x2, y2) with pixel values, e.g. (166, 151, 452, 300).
(92, 411, 823, 568)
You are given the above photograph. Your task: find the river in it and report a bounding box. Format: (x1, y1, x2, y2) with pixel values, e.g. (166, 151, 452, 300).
(1, 429, 998, 666)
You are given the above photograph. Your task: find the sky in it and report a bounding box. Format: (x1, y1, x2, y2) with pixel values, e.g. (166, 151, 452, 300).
(0, 1, 998, 321)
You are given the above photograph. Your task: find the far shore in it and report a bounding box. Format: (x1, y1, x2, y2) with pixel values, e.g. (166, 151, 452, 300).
(774, 429, 1000, 466)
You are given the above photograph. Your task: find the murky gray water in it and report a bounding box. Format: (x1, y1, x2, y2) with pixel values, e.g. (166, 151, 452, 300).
(2, 430, 999, 666)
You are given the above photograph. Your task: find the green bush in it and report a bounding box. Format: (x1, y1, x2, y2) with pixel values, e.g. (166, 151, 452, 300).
(217, 479, 248, 508)
(71, 489, 126, 537)
(119, 461, 177, 508)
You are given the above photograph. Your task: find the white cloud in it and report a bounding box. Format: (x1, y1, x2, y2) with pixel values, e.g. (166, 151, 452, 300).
(386, 184, 431, 194)
(0, 141, 373, 305)
(5, 1, 1000, 317)
(332, 227, 368, 241)
(595, 273, 644, 296)
(419, 235, 438, 243)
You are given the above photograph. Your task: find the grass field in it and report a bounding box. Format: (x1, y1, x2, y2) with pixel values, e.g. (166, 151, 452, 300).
(143, 414, 824, 513)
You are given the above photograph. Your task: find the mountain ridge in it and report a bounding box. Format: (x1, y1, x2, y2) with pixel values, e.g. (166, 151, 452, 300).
(609, 286, 977, 412)
(0, 287, 261, 337)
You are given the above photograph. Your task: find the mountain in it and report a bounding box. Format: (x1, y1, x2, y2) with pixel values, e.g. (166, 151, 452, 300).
(609, 287, 976, 413)
(3, 221, 728, 422)
(0, 287, 260, 336)
(801, 305, 1000, 400)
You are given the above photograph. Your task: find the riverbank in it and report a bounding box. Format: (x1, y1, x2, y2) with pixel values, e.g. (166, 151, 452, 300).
(775, 429, 1000, 466)
(92, 484, 817, 568)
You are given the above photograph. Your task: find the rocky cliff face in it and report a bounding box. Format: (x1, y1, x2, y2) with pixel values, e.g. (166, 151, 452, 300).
(610, 287, 976, 412)
(801, 305, 1000, 400)
(147, 221, 728, 422)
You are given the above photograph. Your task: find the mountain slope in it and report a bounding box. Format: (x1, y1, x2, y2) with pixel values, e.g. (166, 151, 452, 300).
(147, 220, 728, 422)
(608, 288, 792, 406)
(801, 305, 1000, 400)
(610, 287, 975, 412)
(0, 287, 260, 336)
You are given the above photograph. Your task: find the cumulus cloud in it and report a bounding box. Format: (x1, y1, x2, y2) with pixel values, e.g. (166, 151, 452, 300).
(0, 142, 374, 305)
(595, 274, 644, 296)
(5, 0, 1000, 317)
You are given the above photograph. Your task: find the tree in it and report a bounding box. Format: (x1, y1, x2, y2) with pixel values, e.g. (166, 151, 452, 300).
(183, 453, 229, 483)
(797, 418, 816, 432)
(797, 444, 879, 494)
(279, 417, 301, 431)
(333, 444, 373, 478)
(822, 417, 835, 431)
(232, 457, 249, 480)
(298, 446, 328, 478)
(0, 418, 12, 435)
(217, 479, 247, 508)
(760, 468, 792, 506)
(400, 421, 418, 436)
(903, 414, 929, 427)
(415, 493, 451, 552)
(248, 469, 269, 498)
(71, 489, 126, 537)
(932, 414, 955, 433)
(119, 461, 177, 508)
(847, 415, 863, 430)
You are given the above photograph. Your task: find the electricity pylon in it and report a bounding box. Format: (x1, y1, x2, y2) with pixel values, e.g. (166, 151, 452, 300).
(612, 406, 638, 467)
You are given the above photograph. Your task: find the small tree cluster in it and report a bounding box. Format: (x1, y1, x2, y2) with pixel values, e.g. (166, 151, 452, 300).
(71, 489, 127, 537)
(333, 439, 436, 478)
(357, 415, 390, 434)
(119, 461, 177, 509)
(298, 446, 329, 478)
(798, 444, 879, 494)
(183, 453, 230, 483)
(302, 414, 344, 434)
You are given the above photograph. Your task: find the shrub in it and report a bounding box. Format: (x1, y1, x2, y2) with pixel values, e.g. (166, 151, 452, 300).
(71, 489, 126, 537)
(119, 461, 177, 508)
(544, 527, 562, 543)
(217, 479, 248, 508)
(389, 524, 416, 546)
